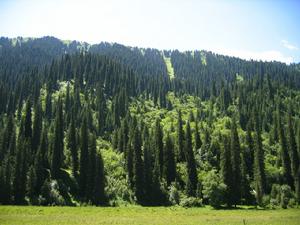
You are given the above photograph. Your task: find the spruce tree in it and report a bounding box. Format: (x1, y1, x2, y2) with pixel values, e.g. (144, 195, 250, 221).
(51, 98, 64, 179)
(164, 133, 176, 186)
(93, 152, 105, 205)
(253, 111, 266, 206)
(287, 105, 299, 194)
(154, 118, 164, 177)
(68, 116, 78, 177)
(277, 107, 293, 187)
(32, 100, 42, 154)
(220, 135, 234, 206)
(177, 110, 185, 161)
(86, 133, 96, 201)
(133, 127, 144, 203)
(185, 121, 198, 196)
(79, 114, 89, 199)
(230, 119, 241, 206)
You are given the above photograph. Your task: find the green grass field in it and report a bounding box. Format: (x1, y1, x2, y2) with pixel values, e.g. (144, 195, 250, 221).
(1, 206, 300, 225)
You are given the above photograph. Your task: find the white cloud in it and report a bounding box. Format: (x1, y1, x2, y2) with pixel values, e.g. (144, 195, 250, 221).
(281, 40, 298, 50)
(210, 48, 294, 64)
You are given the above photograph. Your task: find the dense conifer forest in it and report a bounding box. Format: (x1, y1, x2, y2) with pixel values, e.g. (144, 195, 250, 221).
(0, 36, 300, 208)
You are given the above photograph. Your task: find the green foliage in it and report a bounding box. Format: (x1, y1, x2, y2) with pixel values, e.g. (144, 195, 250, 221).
(202, 170, 226, 208)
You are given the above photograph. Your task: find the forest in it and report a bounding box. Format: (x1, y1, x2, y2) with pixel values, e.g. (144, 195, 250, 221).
(0, 36, 300, 209)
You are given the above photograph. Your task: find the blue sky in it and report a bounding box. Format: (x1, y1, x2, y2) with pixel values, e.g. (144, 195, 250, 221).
(0, 0, 299, 63)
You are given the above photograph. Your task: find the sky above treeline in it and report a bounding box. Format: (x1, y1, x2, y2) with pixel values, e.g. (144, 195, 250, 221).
(0, 0, 299, 64)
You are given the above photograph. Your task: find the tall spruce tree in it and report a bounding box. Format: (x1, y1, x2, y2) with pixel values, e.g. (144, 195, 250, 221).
(185, 121, 198, 196)
(79, 113, 89, 199)
(277, 106, 293, 187)
(230, 119, 241, 206)
(253, 111, 266, 206)
(154, 118, 164, 177)
(68, 115, 78, 177)
(164, 133, 176, 186)
(93, 152, 105, 205)
(177, 110, 185, 161)
(32, 100, 42, 154)
(51, 98, 64, 179)
(133, 127, 144, 203)
(287, 105, 299, 195)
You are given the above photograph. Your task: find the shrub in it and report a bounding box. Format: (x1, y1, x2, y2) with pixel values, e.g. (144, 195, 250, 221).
(179, 196, 203, 207)
(168, 182, 181, 205)
(202, 169, 226, 208)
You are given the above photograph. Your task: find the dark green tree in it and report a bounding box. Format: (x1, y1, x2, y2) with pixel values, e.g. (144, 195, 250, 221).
(185, 121, 198, 196)
(79, 114, 89, 198)
(51, 98, 64, 179)
(164, 133, 176, 186)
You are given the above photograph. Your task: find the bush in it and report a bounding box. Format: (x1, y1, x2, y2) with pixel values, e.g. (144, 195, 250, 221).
(169, 183, 180, 205)
(202, 169, 226, 208)
(40, 179, 66, 206)
(179, 196, 203, 207)
(280, 185, 293, 209)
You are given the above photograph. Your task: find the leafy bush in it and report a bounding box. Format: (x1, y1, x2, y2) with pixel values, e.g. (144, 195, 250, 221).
(40, 179, 66, 206)
(202, 169, 226, 208)
(280, 185, 293, 209)
(168, 183, 180, 205)
(179, 196, 203, 207)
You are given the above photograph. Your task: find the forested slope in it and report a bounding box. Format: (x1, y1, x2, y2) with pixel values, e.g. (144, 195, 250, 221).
(0, 36, 300, 208)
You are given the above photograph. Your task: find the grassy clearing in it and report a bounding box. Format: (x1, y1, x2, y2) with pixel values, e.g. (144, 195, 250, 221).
(163, 56, 175, 79)
(0, 206, 300, 225)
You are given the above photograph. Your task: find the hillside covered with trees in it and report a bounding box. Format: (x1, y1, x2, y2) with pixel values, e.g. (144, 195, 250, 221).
(0, 36, 300, 208)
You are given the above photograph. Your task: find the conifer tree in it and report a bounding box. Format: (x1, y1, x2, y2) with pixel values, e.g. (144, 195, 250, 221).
(51, 98, 64, 179)
(194, 121, 202, 151)
(32, 100, 42, 154)
(164, 133, 176, 186)
(220, 135, 233, 206)
(230, 119, 241, 206)
(277, 107, 293, 187)
(177, 110, 185, 161)
(68, 115, 78, 177)
(253, 111, 266, 206)
(133, 127, 144, 203)
(86, 133, 96, 201)
(185, 121, 198, 196)
(287, 105, 299, 194)
(24, 99, 32, 139)
(154, 118, 164, 177)
(93, 152, 105, 205)
(79, 114, 89, 198)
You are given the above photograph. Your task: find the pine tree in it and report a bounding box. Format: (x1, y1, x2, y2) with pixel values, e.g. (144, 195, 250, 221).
(230, 119, 241, 206)
(96, 86, 107, 136)
(68, 116, 78, 177)
(93, 152, 105, 205)
(245, 122, 254, 179)
(194, 121, 202, 152)
(133, 127, 144, 203)
(24, 99, 32, 139)
(253, 111, 266, 206)
(220, 135, 233, 206)
(86, 133, 96, 201)
(277, 107, 293, 187)
(32, 100, 42, 154)
(13, 138, 29, 205)
(177, 110, 185, 161)
(185, 121, 198, 196)
(287, 105, 299, 194)
(143, 129, 154, 204)
(51, 98, 64, 179)
(164, 133, 176, 186)
(79, 114, 89, 199)
(154, 118, 164, 177)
